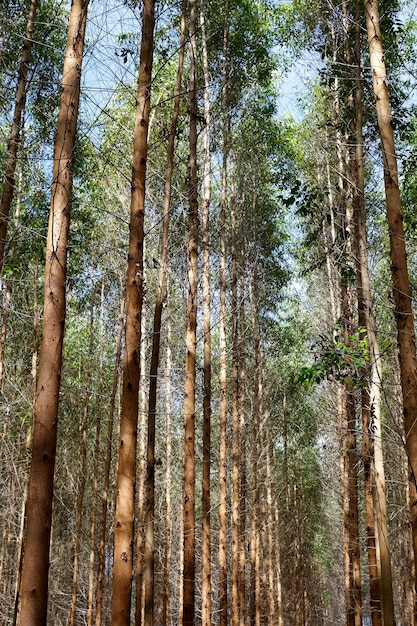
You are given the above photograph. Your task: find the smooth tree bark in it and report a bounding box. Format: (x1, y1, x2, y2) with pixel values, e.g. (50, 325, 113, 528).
(183, 0, 198, 620)
(352, 3, 394, 622)
(111, 1, 155, 623)
(200, 3, 212, 624)
(143, 3, 186, 623)
(364, 0, 417, 591)
(19, 2, 89, 624)
(0, 0, 37, 270)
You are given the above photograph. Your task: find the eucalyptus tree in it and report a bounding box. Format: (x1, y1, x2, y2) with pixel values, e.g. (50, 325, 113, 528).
(19, 2, 89, 623)
(218, 11, 229, 626)
(182, 0, 198, 622)
(111, 1, 155, 623)
(143, 2, 186, 623)
(363, 0, 417, 595)
(200, 3, 213, 624)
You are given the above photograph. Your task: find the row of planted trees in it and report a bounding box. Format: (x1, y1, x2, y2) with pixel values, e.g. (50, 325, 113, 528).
(1, 0, 417, 624)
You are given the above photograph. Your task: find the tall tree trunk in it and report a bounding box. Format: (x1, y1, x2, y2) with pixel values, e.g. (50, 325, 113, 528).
(238, 235, 246, 626)
(135, 272, 148, 626)
(143, 3, 185, 622)
(111, 1, 155, 623)
(183, 0, 198, 620)
(218, 10, 229, 626)
(334, 52, 362, 620)
(19, 3, 89, 624)
(200, 3, 212, 625)
(162, 296, 173, 626)
(352, 2, 394, 622)
(95, 294, 124, 626)
(249, 270, 261, 626)
(405, 455, 417, 624)
(264, 424, 276, 625)
(230, 186, 240, 626)
(341, 201, 362, 626)
(364, 0, 417, 594)
(0, 0, 37, 270)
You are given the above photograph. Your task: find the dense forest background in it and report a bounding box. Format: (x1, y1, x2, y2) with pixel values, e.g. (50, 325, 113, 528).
(1, 0, 417, 624)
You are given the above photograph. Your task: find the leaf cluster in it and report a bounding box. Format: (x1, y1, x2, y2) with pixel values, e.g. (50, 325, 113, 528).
(299, 326, 369, 388)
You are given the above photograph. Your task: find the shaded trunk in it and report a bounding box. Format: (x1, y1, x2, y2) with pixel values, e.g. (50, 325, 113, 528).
(142, 3, 185, 622)
(230, 186, 240, 626)
(162, 299, 173, 626)
(341, 199, 362, 626)
(218, 11, 229, 626)
(200, 3, 212, 624)
(95, 295, 124, 626)
(182, 0, 198, 621)
(111, 1, 155, 623)
(238, 241, 246, 626)
(19, 3, 89, 623)
(249, 274, 261, 626)
(135, 272, 148, 626)
(264, 424, 276, 625)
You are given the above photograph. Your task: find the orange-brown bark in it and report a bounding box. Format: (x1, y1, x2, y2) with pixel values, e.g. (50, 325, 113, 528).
(364, 0, 417, 600)
(95, 295, 124, 626)
(111, 1, 155, 624)
(352, 3, 393, 622)
(143, 4, 185, 623)
(19, 2, 89, 624)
